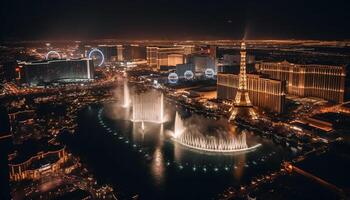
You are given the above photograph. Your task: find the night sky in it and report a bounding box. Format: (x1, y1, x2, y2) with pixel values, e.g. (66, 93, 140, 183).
(1, 0, 350, 40)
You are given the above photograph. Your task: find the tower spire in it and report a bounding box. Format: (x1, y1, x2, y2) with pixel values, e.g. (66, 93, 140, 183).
(238, 42, 247, 90)
(229, 41, 257, 121)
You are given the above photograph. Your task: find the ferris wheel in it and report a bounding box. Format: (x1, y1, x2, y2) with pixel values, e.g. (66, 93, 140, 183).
(45, 51, 61, 60)
(88, 48, 105, 66)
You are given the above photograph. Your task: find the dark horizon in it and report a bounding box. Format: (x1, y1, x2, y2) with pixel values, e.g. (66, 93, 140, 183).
(1, 0, 350, 41)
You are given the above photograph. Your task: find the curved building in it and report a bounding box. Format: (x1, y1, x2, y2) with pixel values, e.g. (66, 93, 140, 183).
(257, 61, 346, 103)
(147, 46, 193, 70)
(17, 58, 94, 86)
(9, 144, 68, 181)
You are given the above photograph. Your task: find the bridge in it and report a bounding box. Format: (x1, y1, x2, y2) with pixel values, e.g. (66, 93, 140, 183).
(283, 162, 347, 199)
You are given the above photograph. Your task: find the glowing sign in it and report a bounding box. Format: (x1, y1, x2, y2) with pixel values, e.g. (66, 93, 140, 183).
(184, 70, 194, 80)
(45, 51, 61, 60)
(168, 72, 179, 84)
(88, 48, 105, 66)
(205, 68, 215, 78)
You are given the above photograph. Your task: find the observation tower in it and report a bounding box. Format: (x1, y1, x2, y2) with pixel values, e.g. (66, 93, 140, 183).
(229, 41, 257, 121)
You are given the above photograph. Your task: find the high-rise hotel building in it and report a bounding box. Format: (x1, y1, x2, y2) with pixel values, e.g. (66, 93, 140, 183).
(17, 58, 94, 86)
(98, 45, 118, 62)
(217, 73, 286, 113)
(188, 55, 216, 74)
(146, 46, 194, 70)
(256, 61, 346, 103)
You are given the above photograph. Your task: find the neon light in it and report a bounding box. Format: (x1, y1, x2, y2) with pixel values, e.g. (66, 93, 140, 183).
(168, 72, 179, 84)
(45, 51, 61, 60)
(184, 70, 194, 80)
(88, 48, 105, 66)
(205, 68, 215, 78)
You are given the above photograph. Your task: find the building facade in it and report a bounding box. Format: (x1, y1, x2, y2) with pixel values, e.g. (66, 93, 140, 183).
(9, 146, 68, 181)
(167, 54, 184, 67)
(188, 55, 216, 74)
(117, 45, 124, 61)
(18, 58, 94, 86)
(98, 45, 118, 62)
(217, 73, 286, 113)
(176, 63, 195, 78)
(123, 45, 147, 61)
(209, 45, 217, 60)
(256, 61, 346, 103)
(147, 46, 188, 69)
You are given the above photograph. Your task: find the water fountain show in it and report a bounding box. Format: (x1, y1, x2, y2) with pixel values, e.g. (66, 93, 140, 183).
(92, 83, 290, 200)
(115, 83, 262, 154)
(172, 112, 261, 153)
(131, 90, 165, 123)
(122, 80, 131, 108)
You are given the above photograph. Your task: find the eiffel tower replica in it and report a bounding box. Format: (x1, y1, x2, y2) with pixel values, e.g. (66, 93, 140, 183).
(229, 41, 257, 121)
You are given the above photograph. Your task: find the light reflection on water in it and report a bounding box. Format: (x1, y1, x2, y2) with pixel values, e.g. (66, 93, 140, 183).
(102, 99, 286, 171)
(233, 154, 246, 181)
(86, 87, 294, 199)
(151, 147, 165, 186)
(75, 101, 293, 200)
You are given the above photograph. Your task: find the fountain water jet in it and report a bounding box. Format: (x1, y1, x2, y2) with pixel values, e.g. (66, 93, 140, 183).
(173, 125, 261, 153)
(160, 93, 164, 123)
(131, 91, 165, 123)
(122, 80, 131, 108)
(174, 112, 185, 138)
(141, 121, 145, 131)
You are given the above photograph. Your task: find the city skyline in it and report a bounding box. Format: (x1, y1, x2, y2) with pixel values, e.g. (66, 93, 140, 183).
(1, 1, 350, 200)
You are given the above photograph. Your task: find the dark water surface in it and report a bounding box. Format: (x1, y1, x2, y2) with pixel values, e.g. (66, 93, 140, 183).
(65, 101, 292, 200)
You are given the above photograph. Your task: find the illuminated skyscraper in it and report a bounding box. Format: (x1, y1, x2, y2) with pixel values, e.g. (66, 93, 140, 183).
(98, 45, 118, 62)
(123, 44, 147, 61)
(257, 61, 346, 103)
(17, 58, 94, 86)
(209, 45, 217, 60)
(146, 46, 188, 70)
(117, 45, 124, 61)
(182, 45, 195, 55)
(147, 47, 158, 68)
(229, 42, 257, 121)
(167, 54, 184, 67)
(176, 63, 195, 78)
(188, 55, 216, 74)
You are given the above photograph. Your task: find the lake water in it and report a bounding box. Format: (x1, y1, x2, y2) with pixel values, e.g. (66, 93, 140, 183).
(66, 88, 292, 200)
